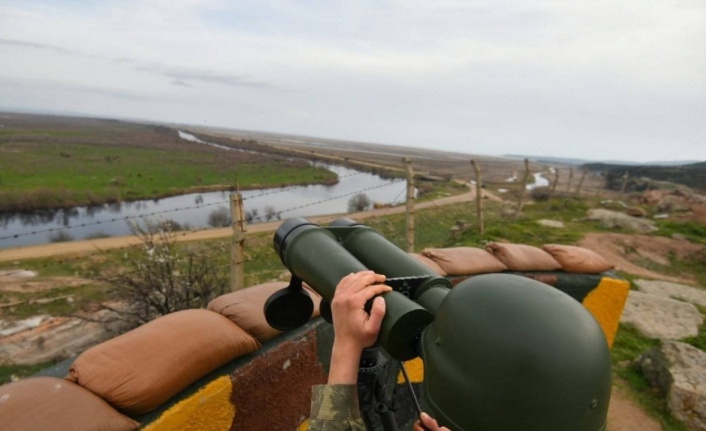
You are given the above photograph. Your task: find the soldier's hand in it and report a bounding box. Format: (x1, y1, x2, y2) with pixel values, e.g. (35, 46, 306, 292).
(331, 270, 391, 352)
(326, 271, 391, 385)
(414, 412, 451, 431)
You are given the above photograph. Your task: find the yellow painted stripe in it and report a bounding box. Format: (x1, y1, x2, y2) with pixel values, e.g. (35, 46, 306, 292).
(581, 277, 631, 347)
(397, 357, 424, 384)
(142, 376, 235, 431)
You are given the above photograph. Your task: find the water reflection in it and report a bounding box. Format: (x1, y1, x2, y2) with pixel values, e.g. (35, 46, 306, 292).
(0, 164, 406, 249)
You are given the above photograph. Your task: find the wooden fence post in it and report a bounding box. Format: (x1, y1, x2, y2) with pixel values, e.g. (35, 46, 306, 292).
(621, 171, 630, 194)
(575, 168, 588, 195)
(230, 192, 246, 291)
(565, 168, 574, 193)
(515, 158, 530, 218)
(404, 158, 415, 253)
(549, 168, 559, 200)
(596, 172, 608, 198)
(470, 159, 484, 235)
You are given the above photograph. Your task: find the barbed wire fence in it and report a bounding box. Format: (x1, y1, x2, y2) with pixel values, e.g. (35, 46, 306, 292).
(1, 157, 620, 290)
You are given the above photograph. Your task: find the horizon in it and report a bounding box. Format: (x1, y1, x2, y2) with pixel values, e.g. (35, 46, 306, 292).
(1, 1, 704, 163)
(2, 107, 703, 167)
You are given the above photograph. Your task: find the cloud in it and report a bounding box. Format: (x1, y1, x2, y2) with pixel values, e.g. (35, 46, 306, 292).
(0, 37, 88, 57)
(159, 67, 280, 89)
(0, 0, 704, 162)
(0, 37, 279, 90)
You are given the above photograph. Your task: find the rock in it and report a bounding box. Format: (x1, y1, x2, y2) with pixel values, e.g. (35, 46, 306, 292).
(637, 341, 706, 431)
(0, 317, 115, 365)
(586, 209, 658, 234)
(0, 315, 50, 337)
(601, 199, 628, 209)
(501, 207, 516, 217)
(621, 291, 703, 340)
(634, 279, 706, 308)
(537, 219, 565, 228)
(657, 195, 691, 212)
(625, 207, 648, 218)
(641, 190, 666, 205)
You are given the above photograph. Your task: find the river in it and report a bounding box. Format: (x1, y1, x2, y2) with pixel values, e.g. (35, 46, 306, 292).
(0, 134, 406, 249)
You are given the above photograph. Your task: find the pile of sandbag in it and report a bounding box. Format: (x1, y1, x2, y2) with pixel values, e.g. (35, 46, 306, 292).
(0, 242, 611, 430)
(411, 243, 613, 276)
(1, 309, 262, 430)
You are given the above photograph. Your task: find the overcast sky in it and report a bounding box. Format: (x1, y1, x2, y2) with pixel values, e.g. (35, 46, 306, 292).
(1, 0, 704, 162)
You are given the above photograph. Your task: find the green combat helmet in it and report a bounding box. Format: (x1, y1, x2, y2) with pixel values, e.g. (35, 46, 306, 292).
(420, 274, 612, 431)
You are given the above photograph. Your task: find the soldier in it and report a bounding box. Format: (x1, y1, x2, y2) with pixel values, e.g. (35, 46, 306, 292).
(308, 271, 449, 431)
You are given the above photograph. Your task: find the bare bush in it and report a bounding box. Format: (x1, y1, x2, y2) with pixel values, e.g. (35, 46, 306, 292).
(108, 219, 228, 325)
(208, 207, 231, 227)
(264, 205, 277, 221)
(245, 208, 259, 223)
(158, 218, 190, 231)
(348, 193, 372, 212)
(531, 187, 551, 202)
(49, 230, 74, 243)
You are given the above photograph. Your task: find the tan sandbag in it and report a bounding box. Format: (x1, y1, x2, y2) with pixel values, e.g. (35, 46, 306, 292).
(542, 244, 614, 273)
(0, 377, 139, 431)
(485, 242, 562, 271)
(208, 281, 322, 342)
(421, 247, 507, 275)
(408, 253, 448, 276)
(66, 309, 260, 415)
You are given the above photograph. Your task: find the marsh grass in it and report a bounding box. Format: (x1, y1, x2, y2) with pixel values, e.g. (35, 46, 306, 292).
(0, 128, 336, 212)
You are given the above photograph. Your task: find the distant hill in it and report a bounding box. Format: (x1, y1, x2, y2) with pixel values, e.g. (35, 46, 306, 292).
(584, 161, 706, 192)
(504, 154, 701, 167)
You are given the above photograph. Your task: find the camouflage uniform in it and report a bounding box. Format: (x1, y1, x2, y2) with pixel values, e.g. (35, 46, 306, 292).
(308, 384, 366, 430)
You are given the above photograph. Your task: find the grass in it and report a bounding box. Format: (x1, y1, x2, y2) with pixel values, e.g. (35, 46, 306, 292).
(655, 220, 706, 245)
(611, 324, 691, 431)
(0, 361, 58, 385)
(0, 126, 336, 211)
(0, 283, 111, 320)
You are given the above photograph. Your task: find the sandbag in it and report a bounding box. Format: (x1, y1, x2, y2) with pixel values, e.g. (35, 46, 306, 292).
(542, 244, 614, 273)
(485, 242, 562, 271)
(208, 281, 322, 342)
(0, 377, 139, 431)
(421, 247, 507, 275)
(408, 253, 448, 276)
(66, 309, 260, 415)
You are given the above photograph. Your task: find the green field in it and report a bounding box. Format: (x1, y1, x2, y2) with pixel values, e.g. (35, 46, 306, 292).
(0, 116, 336, 211)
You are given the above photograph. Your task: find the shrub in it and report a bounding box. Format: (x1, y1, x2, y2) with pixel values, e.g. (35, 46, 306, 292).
(348, 193, 372, 212)
(49, 230, 74, 243)
(208, 207, 231, 227)
(531, 187, 551, 202)
(108, 219, 228, 325)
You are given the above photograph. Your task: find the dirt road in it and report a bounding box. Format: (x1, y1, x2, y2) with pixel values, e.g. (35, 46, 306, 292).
(0, 189, 495, 263)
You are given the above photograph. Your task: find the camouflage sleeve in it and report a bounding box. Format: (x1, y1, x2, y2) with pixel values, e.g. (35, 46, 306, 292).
(308, 384, 366, 431)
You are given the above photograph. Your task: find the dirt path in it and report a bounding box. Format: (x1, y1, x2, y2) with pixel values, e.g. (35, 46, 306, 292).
(0, 189, 496, 263)
(608, 384, 663, 431)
